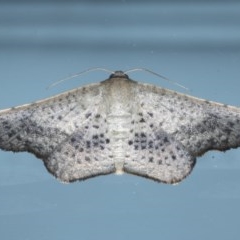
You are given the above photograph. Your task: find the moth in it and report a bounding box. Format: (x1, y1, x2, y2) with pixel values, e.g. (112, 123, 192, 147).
(0, 71, 240, 184)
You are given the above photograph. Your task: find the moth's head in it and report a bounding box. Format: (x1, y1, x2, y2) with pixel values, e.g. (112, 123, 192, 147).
(109, 71, 129, 79)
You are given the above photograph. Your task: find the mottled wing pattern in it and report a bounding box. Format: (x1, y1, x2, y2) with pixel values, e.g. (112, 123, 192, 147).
(1, 72, 240, 184)
(0, 83, 114, 182)
(123, 82, 240, 183)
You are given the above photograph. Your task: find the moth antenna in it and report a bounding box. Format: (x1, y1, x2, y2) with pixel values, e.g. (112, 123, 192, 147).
(125, 68, 188, 91)
(47, 67, 114, 89)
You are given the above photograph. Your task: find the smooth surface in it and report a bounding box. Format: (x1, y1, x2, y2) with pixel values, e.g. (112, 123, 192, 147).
(0, 1, 240, 240)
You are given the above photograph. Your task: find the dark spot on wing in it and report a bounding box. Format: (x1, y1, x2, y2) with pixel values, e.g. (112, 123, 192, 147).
(93, 135, 98, 139)
(163, 137, 169, 143)
(85, 113, 92, 118)
(148, 140, 154, 148)
(149, 157, 154, 163)
(141, 133, 146, 138)
(86, 141, 91, 148)
(227, 121, 234, 128)
(16, 135, 22, 141)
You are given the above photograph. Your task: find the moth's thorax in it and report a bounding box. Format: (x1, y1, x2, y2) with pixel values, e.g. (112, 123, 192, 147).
(102, 77, 135, 115)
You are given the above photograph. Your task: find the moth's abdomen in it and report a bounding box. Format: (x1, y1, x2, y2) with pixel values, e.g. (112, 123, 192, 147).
(107, 113, 132, 174)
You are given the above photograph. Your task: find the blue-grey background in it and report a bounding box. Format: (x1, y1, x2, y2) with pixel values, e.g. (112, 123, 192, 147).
(0, 0, 240, 239)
